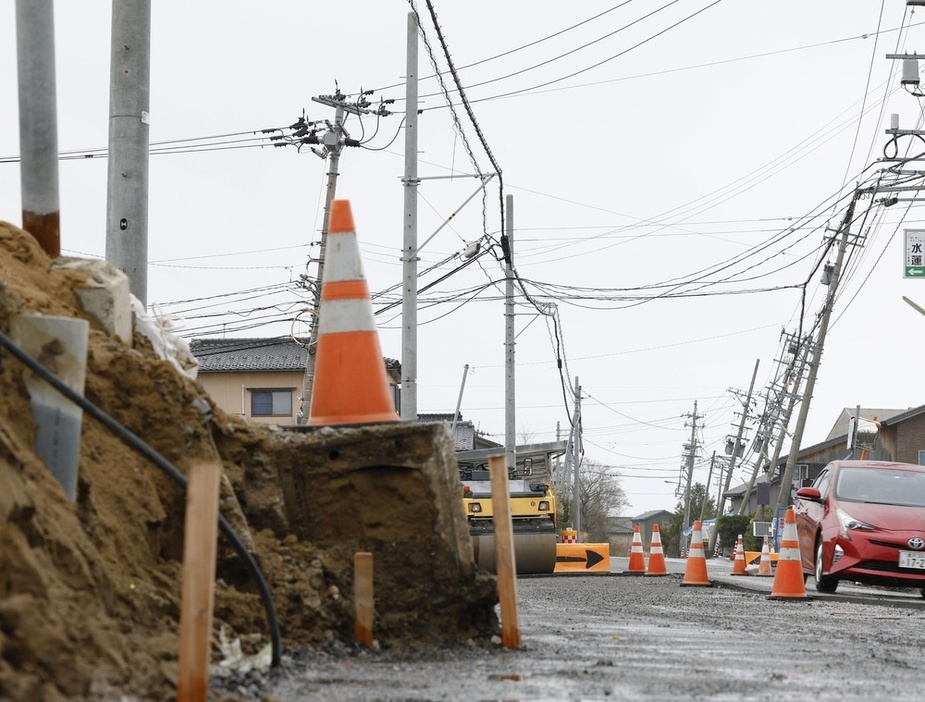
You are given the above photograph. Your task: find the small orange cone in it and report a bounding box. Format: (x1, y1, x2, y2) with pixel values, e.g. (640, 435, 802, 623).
(624, 525, 646, 575)
(645, 524, 669, 576)
(680, 520, 712, 587)
(308, 200, 401, 426)
(730, 534, 747, 576)
(768, 508, 807, 600)
(757, 538, 773, 577)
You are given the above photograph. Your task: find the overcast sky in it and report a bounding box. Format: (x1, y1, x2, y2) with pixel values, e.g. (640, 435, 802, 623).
(3, 1, 925, 517)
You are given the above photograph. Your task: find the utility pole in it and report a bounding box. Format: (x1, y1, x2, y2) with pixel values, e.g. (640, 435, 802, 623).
(504, 194, 516, 473)
(707, 360, 757, 555)
(106, 0, 151, 304)
(777, 192, 860, 514)
(400, 11, 420, 421)
(15, 0, 60, 258)
(738, 331, 810, 515)
(281, 89, 383, 421)
(680, 401, 701, 557)
(564, 376, 582, 534)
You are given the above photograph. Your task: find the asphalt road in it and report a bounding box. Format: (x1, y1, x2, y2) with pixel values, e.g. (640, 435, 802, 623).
(249, 556, 925, 701)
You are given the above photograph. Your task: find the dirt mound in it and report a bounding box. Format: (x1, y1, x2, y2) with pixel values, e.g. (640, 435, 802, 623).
(0, 222, 498, 701)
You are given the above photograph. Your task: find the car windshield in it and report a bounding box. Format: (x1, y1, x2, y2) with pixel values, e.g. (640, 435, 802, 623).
(835, 466, 925, 507)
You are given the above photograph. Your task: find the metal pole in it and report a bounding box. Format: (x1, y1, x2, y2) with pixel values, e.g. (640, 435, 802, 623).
(15, 0, 60, 257)
(777, 193, 859, 514)
(401, 12, 420, 421)
(106, 0, 151, 304)
(450, 364, 469, 437)
(505, 194, 515, 473)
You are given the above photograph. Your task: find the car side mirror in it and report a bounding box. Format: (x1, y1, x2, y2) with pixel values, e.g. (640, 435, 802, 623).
(796, 486, 822, 502)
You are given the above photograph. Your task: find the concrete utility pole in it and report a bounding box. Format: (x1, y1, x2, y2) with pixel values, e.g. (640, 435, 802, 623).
(706, 360, 757, 554)
(564, 376, 582, 533)
(738, 332, 810, 515)
(720, 360, 759, 503)
(504, 194, 516, 473)
(680, 401, 701, 556)
(777, 192, 860, 514)
(292, 89, 378, 421)
(15, 0, 60, 258)
(401, 11, 420, 421)
(106, 0, 151, 304)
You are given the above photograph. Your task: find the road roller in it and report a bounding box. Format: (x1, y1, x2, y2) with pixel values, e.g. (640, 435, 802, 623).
(461, 468, 558, 575)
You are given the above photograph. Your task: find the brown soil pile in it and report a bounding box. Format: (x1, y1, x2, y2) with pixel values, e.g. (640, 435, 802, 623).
(0, 222, 498, 701)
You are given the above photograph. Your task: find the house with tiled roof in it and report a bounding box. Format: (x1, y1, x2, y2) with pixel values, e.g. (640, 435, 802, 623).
(189, 336, 400, 426)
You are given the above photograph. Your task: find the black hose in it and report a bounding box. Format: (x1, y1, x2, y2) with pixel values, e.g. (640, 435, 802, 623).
(0, 328, 282, 667)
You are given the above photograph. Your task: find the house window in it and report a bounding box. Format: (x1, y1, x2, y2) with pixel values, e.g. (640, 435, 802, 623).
(251, 389, 292, 417)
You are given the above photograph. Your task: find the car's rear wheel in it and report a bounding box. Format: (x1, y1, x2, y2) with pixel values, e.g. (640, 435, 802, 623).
(814, 540, 838, 593)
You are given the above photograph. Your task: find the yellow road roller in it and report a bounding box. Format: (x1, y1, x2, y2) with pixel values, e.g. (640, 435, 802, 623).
(461, 468, 558, 575)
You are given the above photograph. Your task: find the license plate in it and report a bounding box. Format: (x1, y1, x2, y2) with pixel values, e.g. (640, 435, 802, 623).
(898, 550, 925, 569)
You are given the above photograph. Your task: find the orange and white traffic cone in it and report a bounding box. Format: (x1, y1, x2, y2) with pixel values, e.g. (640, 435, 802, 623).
(730, 534, 747, 576)
(680, 520, 712, 587)
(308, 200, 401, 427)
(624, 525, 646, 575)
(768, 508, 807, 600)
(757, 538, 773, 577)
(645, 524, 669, 576)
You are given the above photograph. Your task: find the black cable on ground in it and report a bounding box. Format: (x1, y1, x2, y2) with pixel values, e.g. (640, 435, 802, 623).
(0, 328, 282, 668)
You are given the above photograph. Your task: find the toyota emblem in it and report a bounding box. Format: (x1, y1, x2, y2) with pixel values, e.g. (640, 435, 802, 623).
(908, 537, 925, 550)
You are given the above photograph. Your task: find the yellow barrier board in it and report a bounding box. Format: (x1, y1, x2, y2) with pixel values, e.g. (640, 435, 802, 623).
(554, 543, 611, 573)
(744, 550, 779, 565)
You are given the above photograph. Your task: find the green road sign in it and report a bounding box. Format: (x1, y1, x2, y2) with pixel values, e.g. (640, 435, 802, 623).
(905, 229, 925, 278)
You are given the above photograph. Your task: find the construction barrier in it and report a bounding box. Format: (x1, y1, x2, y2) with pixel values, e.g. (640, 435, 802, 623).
(307, 200, 401, 426)
(768, 508, 807, 600)
(680, 520, 712, 587)
(645, 524, 669, 576)
(624, 525, 646, 575)
(561, 529, 578, 544)
(745, 550, 780, 566)
(554, 543, 610, 573)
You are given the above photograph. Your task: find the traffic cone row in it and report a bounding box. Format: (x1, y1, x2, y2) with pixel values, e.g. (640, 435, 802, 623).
(730, 534, 747, 576)
(625, 525, 646, 575)
(680, 520, 712, 587)
(768, 508, 807, 600)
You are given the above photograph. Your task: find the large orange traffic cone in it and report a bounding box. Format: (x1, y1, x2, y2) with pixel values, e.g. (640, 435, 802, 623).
(624, 525, 646, 575)
(768, 508, 807, 600)
(680, 520, 712, 587)
(308, 200, 401, 426)
(645, 524, 669, 576)
(730, 534, 747, 576)
(757, 538, 773, 577)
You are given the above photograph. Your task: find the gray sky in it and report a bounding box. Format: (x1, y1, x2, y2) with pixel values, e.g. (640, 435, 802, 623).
(3, 1, 925, 517)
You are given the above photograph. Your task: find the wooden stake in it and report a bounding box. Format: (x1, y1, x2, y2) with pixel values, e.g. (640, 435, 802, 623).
(488, 455, 521, 649)
(354, 552, 374, 647)
(177, 461, 221, 702)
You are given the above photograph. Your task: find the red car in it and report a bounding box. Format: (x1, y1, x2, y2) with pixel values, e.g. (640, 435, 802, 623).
(794, 460, 925, 595)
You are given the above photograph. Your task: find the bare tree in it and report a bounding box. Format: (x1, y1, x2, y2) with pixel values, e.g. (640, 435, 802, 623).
(559, 459, 628, 541)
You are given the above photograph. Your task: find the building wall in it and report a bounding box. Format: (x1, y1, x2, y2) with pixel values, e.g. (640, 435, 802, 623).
(894, 413, 925, 464)
(197, 370, 304, 425)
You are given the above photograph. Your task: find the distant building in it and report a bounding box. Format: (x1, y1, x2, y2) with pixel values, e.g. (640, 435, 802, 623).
(632, 509, 674, 552)
(189, 336, 399, 426)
